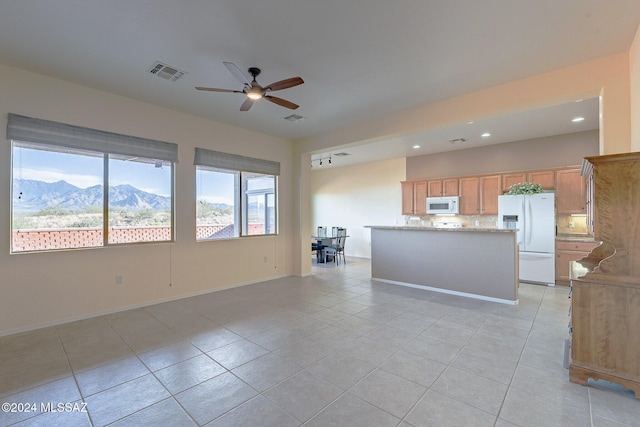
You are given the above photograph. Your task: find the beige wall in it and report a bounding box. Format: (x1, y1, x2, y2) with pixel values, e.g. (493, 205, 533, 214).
(406, 130, 599, 180)
(631, 24, 640, 151)
(310, 158, 405, 259)
(0, 64, 293, 336)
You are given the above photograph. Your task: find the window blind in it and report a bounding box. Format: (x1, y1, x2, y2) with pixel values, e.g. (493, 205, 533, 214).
(194, 147, 280, 176)
(7, 113, 179, 163)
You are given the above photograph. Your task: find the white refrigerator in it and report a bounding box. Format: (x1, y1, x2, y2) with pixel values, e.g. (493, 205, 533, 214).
(498, 193, 555, 285)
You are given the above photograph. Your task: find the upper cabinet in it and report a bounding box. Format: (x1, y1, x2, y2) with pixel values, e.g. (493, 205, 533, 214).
(502, 173, 527, 192)
(502, 170, 555, 192)
(556, 168, 586, 214)
(458, 177, 480, 215)
(479, 175, 502, 215)
(427, 178, 459, 197)
(403, 167, 584, 217)
(528, 170, 556, 189)
(401, 180, 428, 215)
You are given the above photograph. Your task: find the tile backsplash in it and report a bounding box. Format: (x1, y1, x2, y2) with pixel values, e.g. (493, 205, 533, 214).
(407, 215, 499, 228)
(406, 213, 590, 236)
(556, 214, 589, 235)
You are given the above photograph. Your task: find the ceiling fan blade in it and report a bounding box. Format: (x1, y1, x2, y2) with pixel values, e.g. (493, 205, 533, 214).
(240, 98, 254, 111)
(195, 87, 243, 93)
(224, 62, 251, 86)
(265, 77, 304, 92)
(265, 95, 299, 110)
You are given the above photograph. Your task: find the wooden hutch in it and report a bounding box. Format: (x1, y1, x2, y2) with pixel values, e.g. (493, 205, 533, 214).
(569, 151, 640, 398)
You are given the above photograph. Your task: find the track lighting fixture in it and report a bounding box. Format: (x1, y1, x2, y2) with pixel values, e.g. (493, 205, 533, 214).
(312, 155, 333, 168)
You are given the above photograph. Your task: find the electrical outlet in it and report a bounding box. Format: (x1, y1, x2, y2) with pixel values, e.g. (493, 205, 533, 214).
(115, 275, 123, 285)
(263, 256, 268, 263)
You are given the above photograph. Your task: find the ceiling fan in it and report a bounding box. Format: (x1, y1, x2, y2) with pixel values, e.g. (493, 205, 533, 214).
(196, 62, 304, 111)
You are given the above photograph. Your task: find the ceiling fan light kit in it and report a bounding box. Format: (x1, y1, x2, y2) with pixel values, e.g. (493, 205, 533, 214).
(196, 62, 303, 111)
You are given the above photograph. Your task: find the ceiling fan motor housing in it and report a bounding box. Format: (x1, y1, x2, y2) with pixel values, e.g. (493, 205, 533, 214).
(248, 67, 261, 79)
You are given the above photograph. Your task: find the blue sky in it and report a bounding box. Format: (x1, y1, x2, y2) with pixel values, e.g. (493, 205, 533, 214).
(14, 146, 238, 205)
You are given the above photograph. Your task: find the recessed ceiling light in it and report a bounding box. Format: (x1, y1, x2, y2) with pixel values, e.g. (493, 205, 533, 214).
(412, 145, 421, 149)
(572, 117, 585, 122)
(481, 132, 491, 138)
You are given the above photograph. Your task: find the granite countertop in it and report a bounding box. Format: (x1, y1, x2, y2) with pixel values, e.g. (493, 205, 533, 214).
(364, 225, 515, 233)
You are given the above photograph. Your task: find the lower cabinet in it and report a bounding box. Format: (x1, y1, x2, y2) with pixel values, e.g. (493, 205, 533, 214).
(555, 240, 600, 285)
(570, 275, 640, 398)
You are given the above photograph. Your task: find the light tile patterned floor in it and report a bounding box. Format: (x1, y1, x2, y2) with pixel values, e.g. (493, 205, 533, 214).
(1, 257, 638, 426)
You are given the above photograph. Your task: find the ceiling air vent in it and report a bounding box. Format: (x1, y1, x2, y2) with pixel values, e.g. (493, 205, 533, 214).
(448, 138, 467, 144)
(148, 61, 186, 82)
(284, 114, 304, 122)
(333, 152, 350, 157)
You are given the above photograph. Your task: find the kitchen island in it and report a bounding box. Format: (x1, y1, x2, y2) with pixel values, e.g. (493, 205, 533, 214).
(366, 226, 519, 304)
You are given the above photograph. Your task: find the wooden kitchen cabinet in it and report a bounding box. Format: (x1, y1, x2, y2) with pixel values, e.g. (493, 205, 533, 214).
(528, 170, 556, 189)
(458, 177, 479, 214)
(401, 180, 427, 215)
(556, 168, 586, 213)
(503, 169, 556, 192)
(502, 172, 527, 192)
(427, 178, 458, 197)
(479, 175, 501, 215)
(555, 240, 600, 285)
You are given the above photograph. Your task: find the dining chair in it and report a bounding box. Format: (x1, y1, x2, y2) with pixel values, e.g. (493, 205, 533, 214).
(324, 234, 346, 265)
(335, 230, 347, 264)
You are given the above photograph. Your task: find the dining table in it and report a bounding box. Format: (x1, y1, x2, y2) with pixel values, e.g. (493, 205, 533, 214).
(311, 233, 348, 263)
(311, 235, 336, 263)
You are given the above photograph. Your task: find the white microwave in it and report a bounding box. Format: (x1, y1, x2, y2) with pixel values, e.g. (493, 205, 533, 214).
(426, 196, 459, 215)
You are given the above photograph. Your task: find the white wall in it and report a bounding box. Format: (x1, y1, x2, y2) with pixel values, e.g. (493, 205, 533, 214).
(310, 158, 406, 258)
(0, 64, 294, 336)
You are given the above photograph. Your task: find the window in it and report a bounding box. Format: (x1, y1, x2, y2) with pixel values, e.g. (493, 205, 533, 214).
(194, 148, 279, 240)
(196, 168, 239, 240)
(243, 173, 276, 235)
(8, 114, 178, 253)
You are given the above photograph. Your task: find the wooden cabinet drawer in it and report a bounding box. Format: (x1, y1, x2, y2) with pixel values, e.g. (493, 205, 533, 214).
(556, 240, 599, 252)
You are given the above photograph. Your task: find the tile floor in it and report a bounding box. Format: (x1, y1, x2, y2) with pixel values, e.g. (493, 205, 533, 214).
(1, 257, 638, 426)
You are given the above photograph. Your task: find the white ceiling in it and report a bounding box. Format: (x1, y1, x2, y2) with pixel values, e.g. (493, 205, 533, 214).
(0, 1, 638, 166)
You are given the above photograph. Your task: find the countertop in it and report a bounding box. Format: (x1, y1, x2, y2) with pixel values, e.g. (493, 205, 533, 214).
(364, 225, 515, 233)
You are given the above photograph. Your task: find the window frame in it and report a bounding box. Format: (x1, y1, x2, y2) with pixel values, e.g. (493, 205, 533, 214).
(194, 148, 280, 241)
(241, 172, 277, 236)
(195, 166, 240, 241)
(8, 114, 178, 253)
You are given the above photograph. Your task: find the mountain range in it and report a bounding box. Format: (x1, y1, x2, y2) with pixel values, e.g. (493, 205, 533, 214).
(12, 179, 172, 213)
